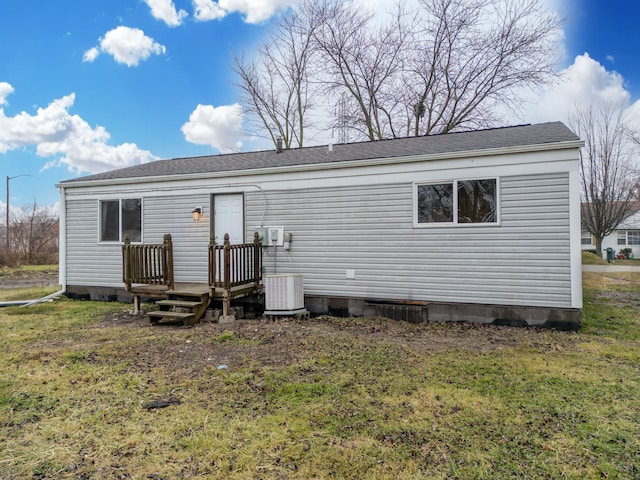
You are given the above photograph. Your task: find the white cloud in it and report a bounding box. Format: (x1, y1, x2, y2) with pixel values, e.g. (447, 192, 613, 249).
(193, 0, 226, 21)
(84, 26, 166, 67)
(0, 82, 13, 105)
(82, 47, 100, 63)
(523, 53, 632, 125)
(144, 0, 188, 27)
(181, 103, 245, 153)
(0, 84, 157, 174)
(0, 201, 60, 220)
(193, 0, 300, 24)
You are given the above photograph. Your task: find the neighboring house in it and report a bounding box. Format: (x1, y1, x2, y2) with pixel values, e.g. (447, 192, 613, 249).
(581, 203, 640, 258)
(57, 122, 584, 330)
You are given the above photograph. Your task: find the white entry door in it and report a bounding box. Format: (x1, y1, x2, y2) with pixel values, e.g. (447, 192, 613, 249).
(213, 193, 244, 245)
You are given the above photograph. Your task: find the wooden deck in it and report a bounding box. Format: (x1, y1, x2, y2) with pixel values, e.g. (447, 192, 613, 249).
(123, 233, 263, 323)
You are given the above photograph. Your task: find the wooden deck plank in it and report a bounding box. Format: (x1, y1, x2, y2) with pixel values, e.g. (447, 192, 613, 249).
(167, 283, 210, 296)
(147, 311, 195, 321)
(155, 299, 203, 308)
(210, 283, 263, 298)
(129, 284, 169, 295)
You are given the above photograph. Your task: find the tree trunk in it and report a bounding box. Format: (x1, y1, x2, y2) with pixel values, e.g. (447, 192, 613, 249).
(595, 236, 604, 260)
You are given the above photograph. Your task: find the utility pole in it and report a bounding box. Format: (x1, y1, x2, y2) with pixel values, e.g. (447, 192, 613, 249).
(6, 174, 31, 253)
(334, 92, 349, 144)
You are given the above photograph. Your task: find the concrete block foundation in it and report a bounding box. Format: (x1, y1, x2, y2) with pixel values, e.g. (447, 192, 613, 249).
(65, 286, 580, 331)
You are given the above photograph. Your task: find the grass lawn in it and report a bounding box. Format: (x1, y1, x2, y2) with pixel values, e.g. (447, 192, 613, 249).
(581, 250, 640, 266)
(612, 258, 640, 266)
(1, 271, 639, 479)
(581, 251, 608, 265)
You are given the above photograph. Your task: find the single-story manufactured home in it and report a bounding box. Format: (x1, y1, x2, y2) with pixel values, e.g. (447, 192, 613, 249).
(581, 203, 640, 259)
(57, 121, 584, 330)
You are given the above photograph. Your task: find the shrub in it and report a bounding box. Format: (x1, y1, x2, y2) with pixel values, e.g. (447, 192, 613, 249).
(619, 248, 633, 259)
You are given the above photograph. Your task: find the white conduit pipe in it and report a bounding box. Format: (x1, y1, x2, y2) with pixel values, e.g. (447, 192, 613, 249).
(0, 287, 66, 308)
(0, 185, 70, 308)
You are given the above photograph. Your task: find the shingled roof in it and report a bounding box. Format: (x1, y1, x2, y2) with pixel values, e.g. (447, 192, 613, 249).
(61, 122, 580, 184)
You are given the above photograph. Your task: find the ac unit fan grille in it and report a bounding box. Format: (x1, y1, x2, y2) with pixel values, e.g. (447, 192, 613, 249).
(265, 274, 304, 311)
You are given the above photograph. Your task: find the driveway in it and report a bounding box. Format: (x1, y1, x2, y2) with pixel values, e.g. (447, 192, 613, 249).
(582, 264, 640, 272)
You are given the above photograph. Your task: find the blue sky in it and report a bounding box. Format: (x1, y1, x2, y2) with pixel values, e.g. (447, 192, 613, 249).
(1, 0, 639, 212)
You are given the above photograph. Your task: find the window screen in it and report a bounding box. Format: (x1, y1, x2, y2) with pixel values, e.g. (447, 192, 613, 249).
(416, 179, 497, 225)
(100, 199, 142, 242)
(100, 200, 120, 242)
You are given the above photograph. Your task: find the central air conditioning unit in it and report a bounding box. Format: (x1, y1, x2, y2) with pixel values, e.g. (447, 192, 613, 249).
(265, 274, 304, 311)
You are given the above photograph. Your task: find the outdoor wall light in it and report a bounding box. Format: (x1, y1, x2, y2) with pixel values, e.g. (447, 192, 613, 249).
(192, 207, 202, 221)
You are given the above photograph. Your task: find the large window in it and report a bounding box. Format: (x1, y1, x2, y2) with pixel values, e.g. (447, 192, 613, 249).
(617, 230, 640, 246)
(618, 231, 627, 245)
(100, 199, 142, 242)
(416, 179, 497, 225)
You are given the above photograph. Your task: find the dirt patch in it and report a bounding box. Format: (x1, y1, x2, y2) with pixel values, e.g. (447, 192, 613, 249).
(98, 311, 579, 377)
(0, 269, 59, 288)
(594, 290, 640, 308)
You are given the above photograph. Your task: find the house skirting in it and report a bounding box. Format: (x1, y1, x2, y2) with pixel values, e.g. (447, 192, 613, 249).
(65, 286, 580, 331)
(305, 296, 580, 331)
(66, 285, 131, 303)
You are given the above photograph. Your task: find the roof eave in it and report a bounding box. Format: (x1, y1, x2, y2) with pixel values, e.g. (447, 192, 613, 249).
(57, 140, 584, 190)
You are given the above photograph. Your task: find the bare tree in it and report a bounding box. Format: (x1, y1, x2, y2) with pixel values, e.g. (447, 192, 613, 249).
(570, 102, 640, 257)
(402, 0, 561, 136)
(10, 202, 59, 265)
(233, 6, 318, 149)
(309, 0, 411, 140)
(235, 0, 562, 146)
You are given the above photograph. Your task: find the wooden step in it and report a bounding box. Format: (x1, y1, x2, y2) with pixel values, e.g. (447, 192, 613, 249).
(166, 287, 209, 297)
(147, 286, 210, 326)
(155, 299, 203, 308)
(147, 311, 195, 324)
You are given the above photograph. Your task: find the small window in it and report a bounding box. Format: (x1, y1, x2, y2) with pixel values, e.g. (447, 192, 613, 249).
(416, 179, 497, 225)
(582, 232, 593, 245)
(628, 230, 640, 245)
(618, 231, 627, 245)
(100, 199, 142, 242)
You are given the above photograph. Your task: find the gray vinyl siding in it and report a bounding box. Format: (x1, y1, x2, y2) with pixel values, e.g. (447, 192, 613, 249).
(65, 171, 573, 308)
(143, 194, 210, 283)
(246, 172, 572, 308)
(66, 198, 107, 287)
(65, 193, 211, 287)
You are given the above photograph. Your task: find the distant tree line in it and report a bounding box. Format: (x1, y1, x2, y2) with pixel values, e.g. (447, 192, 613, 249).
(1, 202, 59, 266)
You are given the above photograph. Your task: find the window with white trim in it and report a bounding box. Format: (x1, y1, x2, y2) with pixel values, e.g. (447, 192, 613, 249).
(618, 231, 627, 245)
(100, 198, 142, 242)
(628, 230, 640, 245)
(582, 232, 594, 245)
(416, 179, 497, 225)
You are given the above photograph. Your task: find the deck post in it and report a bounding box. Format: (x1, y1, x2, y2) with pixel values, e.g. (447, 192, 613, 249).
(122, 235, 142, 314)
(133, 294, 140, 315)
(163, 233, 174, 290)
(223, 233, 231, 316)
(253, 231, 261, 289)
(122, 234, 131, 291)
(208, 234, 215, 287)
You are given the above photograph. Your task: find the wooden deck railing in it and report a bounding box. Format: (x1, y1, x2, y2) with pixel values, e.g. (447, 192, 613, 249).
(208, 232, 262, 290)
(122, 233, 174, 291)
(121, 232, 260, 317)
